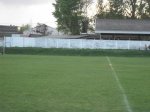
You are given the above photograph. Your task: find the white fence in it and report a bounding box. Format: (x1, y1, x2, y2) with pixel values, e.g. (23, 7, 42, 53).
(4, 37, 150, 50)
(0, 39, 3, 47)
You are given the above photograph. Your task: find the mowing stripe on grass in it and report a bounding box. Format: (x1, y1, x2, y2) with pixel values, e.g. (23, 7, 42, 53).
(113, 64, 150, 68)
(106, 56, 133, 112)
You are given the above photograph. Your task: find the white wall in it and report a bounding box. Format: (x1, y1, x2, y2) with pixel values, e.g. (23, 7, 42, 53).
(4, 37, 150, 50)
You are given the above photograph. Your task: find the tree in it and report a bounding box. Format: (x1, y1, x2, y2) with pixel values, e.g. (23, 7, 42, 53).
(97, 0, 104, 14)
(125, 0, 138, 19)
(125, 0, 146, 19)
(143, 0, 150, 18)
(53, 0, 83, 35)
(97, 0, 125, 19)
(124, 0, 150, 19)
(35, 23, 48, 36)
(96, 0, 109, 19)
(96, 0, 150, 19)
(53, 0, 94, 34)
(137, 0, 147, 19)
(19, 24, 31, 33)
(81, 0, 93, 33)
(108, 0, 125, 19)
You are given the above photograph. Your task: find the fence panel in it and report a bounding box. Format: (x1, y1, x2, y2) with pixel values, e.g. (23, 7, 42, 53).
(104, 40, 116, 49)
(70, 39, 82, 49)
(24, 37, 35, 47)
(47, 38, 57, 48)
(3, 37, 150, 50)
(117, 40, 128, 49)
(5, 37, 12, 47)
(57, 39, 70, 48)
(141, 41, 150, 50)
(10, 37, 24, 47)
(0, 39, 3, 47)
(129, 41, 141, 50)
(83, 40, 94, 49)
(35, 37, 46, 48)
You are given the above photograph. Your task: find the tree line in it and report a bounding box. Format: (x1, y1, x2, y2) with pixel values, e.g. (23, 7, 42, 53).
(53, 0, 150, 35)
(97, 0, 150, 19)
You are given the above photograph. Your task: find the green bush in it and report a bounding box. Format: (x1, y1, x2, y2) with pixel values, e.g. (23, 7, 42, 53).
(5, 47, 150, 57)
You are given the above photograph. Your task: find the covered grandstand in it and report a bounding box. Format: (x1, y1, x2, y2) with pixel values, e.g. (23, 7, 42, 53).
(95, 19, 150, 40)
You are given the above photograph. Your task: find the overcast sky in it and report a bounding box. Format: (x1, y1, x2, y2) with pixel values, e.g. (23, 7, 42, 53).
(0, 0, 102, 28)
(0, 0, 56, 27)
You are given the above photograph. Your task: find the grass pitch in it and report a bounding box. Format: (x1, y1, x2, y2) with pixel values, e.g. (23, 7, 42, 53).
(0, 55, 150, 112)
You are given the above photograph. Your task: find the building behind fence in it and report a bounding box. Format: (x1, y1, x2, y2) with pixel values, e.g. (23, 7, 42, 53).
(3, 37, 150, 50)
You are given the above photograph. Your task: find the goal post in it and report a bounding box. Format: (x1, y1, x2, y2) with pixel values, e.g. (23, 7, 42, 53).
(0, 37, 5, 55)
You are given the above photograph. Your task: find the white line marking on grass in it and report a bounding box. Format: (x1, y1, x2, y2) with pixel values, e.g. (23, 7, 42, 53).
(106, 56, 133, 112)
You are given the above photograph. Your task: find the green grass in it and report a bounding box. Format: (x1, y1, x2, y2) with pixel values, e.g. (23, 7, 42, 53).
(0, 55, 150, 112)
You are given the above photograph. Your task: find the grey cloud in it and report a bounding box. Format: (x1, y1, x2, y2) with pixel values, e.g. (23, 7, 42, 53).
(0, 0, 55, 6)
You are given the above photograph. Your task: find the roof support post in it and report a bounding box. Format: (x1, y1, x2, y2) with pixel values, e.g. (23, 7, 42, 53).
(99, 33, 101, 40)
